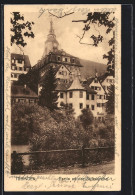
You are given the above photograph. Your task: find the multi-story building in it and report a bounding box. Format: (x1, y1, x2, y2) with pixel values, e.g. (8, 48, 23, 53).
(11, 53, 31, 82)
(56, 76, 97, 118)
(24, 20, 109, 119)
(11, 84, 38, 104)
(99, 74, 115, 94)
(86, 75, 107, 119)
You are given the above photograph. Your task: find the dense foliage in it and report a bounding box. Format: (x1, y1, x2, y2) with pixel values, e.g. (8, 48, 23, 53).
(17, 68, 40, 94)
(11, 12, 34, 48)
(12, 103, 114, 148)
(39, 66, 59, 111)
(106, 84, 115, 114)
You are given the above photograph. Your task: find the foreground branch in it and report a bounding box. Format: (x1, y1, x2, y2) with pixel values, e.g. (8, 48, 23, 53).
(49, 11, 74, 18)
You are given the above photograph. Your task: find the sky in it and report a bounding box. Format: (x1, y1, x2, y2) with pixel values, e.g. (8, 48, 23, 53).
(11, 5, 113, 67)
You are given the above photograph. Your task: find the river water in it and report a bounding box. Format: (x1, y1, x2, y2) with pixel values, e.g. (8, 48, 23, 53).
(11, 145, 30, 165)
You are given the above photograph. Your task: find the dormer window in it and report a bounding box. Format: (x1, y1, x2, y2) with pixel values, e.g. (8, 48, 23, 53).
(18, 59, 22, 64)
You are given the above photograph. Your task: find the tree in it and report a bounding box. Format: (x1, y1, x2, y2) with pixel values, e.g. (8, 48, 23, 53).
(72, 12, 115, 75)
(79, 108, 94, 130)
(39, 66, 59, 111)
(11, 12, 35, 49)
(106, 84, 115, 114)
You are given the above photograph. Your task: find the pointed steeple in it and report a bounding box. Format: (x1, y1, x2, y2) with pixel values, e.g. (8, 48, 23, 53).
(49, 19, 54, 35)
(42, 19, 59, 57)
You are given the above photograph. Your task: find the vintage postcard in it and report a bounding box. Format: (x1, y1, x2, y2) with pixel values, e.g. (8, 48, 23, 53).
(4, 4, 121, 191)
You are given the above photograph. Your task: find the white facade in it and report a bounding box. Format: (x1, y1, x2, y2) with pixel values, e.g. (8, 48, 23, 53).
(89, 77, 107, 119)
(11, 54, 31, 81)
(56, 65, 71, 81)
(101, 75, 115, 94)
(86, 94, 97, 117)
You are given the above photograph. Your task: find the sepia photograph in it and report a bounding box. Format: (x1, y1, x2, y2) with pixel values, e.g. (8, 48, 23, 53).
(4, 4, 121, 191)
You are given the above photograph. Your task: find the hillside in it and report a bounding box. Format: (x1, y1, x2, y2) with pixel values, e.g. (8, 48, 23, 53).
(80, 59, 107, 79)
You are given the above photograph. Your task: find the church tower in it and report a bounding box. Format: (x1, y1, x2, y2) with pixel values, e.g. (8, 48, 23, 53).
(42, 19, 59, 58)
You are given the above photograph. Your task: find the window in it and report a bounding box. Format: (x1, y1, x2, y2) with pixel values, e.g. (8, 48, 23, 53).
(86, 105, 89, 109)
(97, 87, 101, 91)
(57, 56, 61, 61)
(59, 71, 62, 75)
(79, 91, 83, 98)
(69, 92, 73, 98)
(86, 94, 89, 100)
(60, 102, 64, 106)
(11, 74, 14, 78)
(14, 74, 17, 78)
(95, 86, 97, 90)
(102, 103, 104, 107)
(94, 79, 98, 83)
(72, 58, 75, 63)
(65, 58, 67, 62)
(11, 66, 15, 70)
(79, 103, 83, 109)
(91, 105, 95, 110)
(91, 94, 95, 100)
(99, 95, 102, 99)
(18, 59, 22, 64)
(24, 67, 26, 71)
(60, 92, 64, 98)
(97, 103, 100, 107)
(91, 86, 94, 89)
(29, 99, 34, 103)
(69, 103, 73, 109)
(19, 67, 22, 71)
(19, 99, 25, 103)
(64, 79, 67, 83)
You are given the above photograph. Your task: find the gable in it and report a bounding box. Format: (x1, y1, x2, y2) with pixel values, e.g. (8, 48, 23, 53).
(56, 64, 71, 77)
(89, 79, 105, 94)
(102, 75, 114, 85)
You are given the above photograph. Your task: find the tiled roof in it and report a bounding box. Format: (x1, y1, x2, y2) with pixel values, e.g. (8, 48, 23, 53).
(33, 49, 83, 69)
(56, 81, 72, 91)
(86, 77, 95, 85)
(98, 72, 114, 83)
(67, 76, 85, 91)
(11, 85, 38, 98)
(83, 84, 97, 94)
(11, 53, 31, 68)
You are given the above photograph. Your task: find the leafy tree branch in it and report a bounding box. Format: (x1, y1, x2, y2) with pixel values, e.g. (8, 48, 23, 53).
(11, 12, 35, 48)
